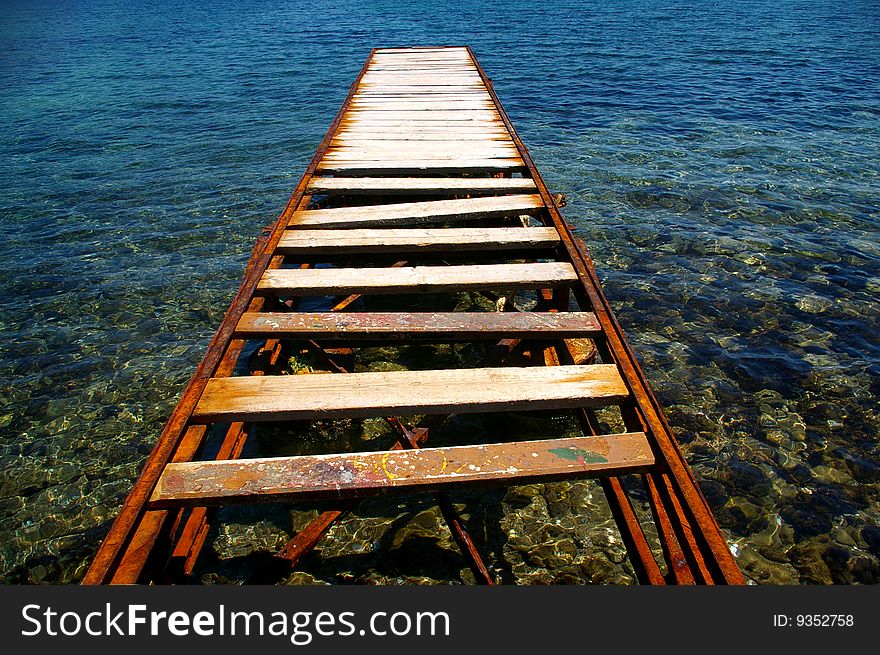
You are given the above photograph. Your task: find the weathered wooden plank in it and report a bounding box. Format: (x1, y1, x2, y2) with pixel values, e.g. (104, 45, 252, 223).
(327, 146, 518, 156)
(373, 48, 471, 55)
(363, 61, 474, 66)
(338, 122, 505, 131)
(362, 71, 478, 77)
(191, 364, 629, 423)
(365, 66, 478, 72)
(374, 46, 469, 52)
(370, 56, 473, 61)
(329, 136, 514, 145)
(257, 261, 577, 296)
(149, 432, 652, 507)
(316, 158, 525, 173)
(342, 123, 500, 131)
(326, 142, 519, 156)
(323, 152, 520, 162)
(371, 52, 472, 59)
(370, 54, 473, 59)
(369, 56, 473, 60)
(235, 310, 600, 340)
(360, 75, 484, 83)
(344, 110, 501, 121)
(277, 226, 557, 254)
(292, 194, 543, 228)
(353, 91, 488, 96)
(324, 149, 520, 161)
(357, 83, 486, 90)
(350, 101, 495, 111)
(352, 97, 492, 102)
(306, 177, 534, 195)
(355, 86, 486, 94)
(333, 133, 511, 141)
(342, 114, 496, 121)
(352, 94, 491, 101)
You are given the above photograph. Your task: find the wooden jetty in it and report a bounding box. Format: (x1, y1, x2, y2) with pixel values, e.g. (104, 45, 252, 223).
(84, 46, 744, 585)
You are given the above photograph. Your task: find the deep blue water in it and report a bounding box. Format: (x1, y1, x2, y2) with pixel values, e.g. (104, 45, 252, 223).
(1, 0, 879, 584)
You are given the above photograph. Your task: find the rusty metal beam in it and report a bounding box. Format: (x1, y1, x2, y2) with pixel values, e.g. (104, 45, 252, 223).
(384, 418, 494, 585)
(551, 339, 665, 585)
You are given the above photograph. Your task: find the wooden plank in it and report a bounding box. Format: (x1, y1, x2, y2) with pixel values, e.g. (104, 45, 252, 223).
(329, 137, 515, 146)
(333, 133, 512, 141)
(343, 110, 501, 121)
(324, 148, 520, 161)
(357, 82, 486, 89)
(369, 59, 474, 65)
(350, 102, 495, 110)
(370, 55, 473, 60)
(291, 194, 543, 228)
(191, 364, 629, 423)
(338, 122, 505, 131)
(371, 52, 472, 58)
(352, 96, 492, 101)
(323, 153, 520, 162)
(341, 115, 498, 122)
(326, 142, 519, 155)
(370, 56, 473, 62)
(357, 83, 486, 89)
(366, 66, 478, 71)
(341, 121, 503, 130)
(149, 432, 652, 507)
(353, 94, 491, 100)
(355, 86, 487, 94)
(374, 47, 470, 52)
(277, 226, 557, 254)
(234, 310, 600, 340)
(326, 147, 518, 156)
(373, 49, 471, 54)
(363, 72, 481, 78)
(316, 158, 525, 173)
(306, 177, 535, 195)
(257, 261, 577, 295)
(354, 94, 490, 100)
(360, 75, 483, 82)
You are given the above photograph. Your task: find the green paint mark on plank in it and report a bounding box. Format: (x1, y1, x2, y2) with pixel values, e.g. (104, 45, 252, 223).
(548, 447, 608, 464)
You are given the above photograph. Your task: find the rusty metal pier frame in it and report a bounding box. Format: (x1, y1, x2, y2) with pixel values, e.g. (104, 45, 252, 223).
(83, 46, 744, 586)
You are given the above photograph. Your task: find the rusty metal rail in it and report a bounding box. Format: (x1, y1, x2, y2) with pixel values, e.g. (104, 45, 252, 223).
(84, 46, 744, 585)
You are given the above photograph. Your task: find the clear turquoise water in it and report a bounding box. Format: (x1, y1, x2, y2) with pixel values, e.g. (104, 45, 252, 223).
(1, 0, 878, 584)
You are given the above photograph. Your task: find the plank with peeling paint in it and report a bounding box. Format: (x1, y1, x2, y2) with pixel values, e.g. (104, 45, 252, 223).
(149, 432, 653, 507)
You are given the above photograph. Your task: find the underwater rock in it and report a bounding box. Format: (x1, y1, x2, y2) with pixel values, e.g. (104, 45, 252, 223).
(860, 526, 880, 555)
(795, 294, 833, 314)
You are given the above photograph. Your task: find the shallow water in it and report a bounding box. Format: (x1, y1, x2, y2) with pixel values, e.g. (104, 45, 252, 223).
(1, 0, 878, 584)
